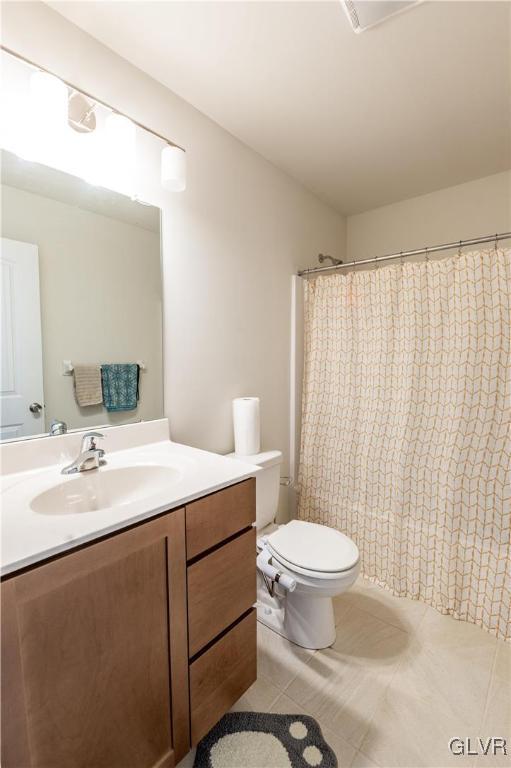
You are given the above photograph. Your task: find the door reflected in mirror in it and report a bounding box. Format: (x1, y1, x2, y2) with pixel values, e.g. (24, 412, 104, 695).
(0, 149, 163, 441)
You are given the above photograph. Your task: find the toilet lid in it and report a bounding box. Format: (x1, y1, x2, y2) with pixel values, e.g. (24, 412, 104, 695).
(267, 520, 359, 574)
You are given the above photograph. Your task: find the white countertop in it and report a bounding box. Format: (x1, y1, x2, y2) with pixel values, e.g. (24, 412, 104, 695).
(1, 437, 259, 576)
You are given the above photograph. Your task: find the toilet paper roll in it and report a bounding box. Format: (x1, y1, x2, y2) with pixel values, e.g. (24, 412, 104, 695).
(233, 397, 260, 456)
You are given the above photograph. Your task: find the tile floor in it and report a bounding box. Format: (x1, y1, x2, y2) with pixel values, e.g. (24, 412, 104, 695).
(179, 577, 511, 768)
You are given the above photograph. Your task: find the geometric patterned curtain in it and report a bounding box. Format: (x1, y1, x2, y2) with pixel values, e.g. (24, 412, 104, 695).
(298, 249, 511, 639)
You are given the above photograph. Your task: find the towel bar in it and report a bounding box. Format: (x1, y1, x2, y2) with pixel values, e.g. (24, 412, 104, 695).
(62, 360, 146, 375)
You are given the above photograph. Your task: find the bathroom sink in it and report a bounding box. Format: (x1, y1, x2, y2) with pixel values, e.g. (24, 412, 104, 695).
(30, 465, 182, 515)
(1, 433, 259, 576)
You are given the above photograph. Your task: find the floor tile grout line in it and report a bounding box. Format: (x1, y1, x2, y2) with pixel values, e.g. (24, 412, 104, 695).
(478, 640, 499, 732)
(335, 600, 426, 635)
(274, 654, 398, 756)
(255, 671, 290, 710)
(274, 605, 418, 755)
(270, 692, 371, 768)
(261, 587, 506, 766)
(276, 646, 318, 697)
(354, 748, 383, 768)
(339, 584, 505, 642)
(257, 622, 316, 689)
(267, 688, 283, 712)
(272, 686, 361, 757)
(357, 627, 416, 759)
(415, 602, 432, 632)
(276, 680, 313, 712)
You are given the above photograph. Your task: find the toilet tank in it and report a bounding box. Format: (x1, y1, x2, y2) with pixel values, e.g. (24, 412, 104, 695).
(228, 450, 282, 529)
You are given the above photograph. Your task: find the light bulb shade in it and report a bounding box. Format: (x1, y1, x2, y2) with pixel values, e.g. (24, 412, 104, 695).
(30, 71, 68, 127)
(103, 113, 137, 195)
(0, 90, 29, 159)
(25, 71, 70, 166)
(161, 145, 186, 191)
(105, 113, 136, 150)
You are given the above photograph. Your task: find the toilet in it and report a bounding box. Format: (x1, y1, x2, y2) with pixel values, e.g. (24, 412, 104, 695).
(230, 449, 360, 650)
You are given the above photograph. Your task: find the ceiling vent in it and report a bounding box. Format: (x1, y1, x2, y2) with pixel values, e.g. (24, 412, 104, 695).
(342, 1, 423, 33)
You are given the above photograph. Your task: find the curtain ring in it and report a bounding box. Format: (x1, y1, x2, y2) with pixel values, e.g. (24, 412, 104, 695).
(494, 233, 499, 252)
(425, 247, 429, 263)
(400, 250, 404, 266)
(458, 240, 462, 257)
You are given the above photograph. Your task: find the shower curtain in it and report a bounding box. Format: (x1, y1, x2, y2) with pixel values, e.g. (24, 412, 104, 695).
(298, 248, 510, 640)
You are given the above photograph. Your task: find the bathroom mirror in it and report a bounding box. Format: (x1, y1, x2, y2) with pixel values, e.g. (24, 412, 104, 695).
(0, 149, 163, 441)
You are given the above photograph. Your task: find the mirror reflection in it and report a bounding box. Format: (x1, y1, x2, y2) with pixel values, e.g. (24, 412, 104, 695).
(0, 149, 163, 441)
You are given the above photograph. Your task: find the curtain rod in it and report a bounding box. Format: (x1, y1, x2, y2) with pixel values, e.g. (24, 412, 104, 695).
(0, 45, 184, 152)
(298, 232, 511, 277)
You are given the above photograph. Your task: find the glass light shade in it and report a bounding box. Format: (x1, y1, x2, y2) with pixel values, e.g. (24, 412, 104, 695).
(25, 71, 70, 167)
(30, 71, 68, 126)
(103, 112, 137, 195)
(72, 129, 102, 186)
(0, 90, 29, 158)
(0, 53, 31, 158)
(161, 145, 186, 191)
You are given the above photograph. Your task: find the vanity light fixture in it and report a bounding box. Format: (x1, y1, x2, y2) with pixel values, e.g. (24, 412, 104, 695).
(68, 91, 97, 134)
(67, 91, 102, 183)
(161, 144, 187, 192)
(30, 71, 68, 125)
(0, 45, 187, 196)
(104, 112, 137, 196)
(25, 70, 69, 165)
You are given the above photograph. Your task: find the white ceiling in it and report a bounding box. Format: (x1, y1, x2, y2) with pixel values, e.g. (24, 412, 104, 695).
(47, 1, 511, 215)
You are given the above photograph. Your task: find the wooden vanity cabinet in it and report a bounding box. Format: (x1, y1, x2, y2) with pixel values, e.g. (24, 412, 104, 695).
(188, 527, 256, 656)
(185, 479, 255, 560)
(1, 477, 257, 768)
(186, 478, 257, 744)
(1, 509, 189, 768)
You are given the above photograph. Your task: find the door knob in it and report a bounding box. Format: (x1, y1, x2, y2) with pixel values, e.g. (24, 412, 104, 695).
(29, 402, 43, 414)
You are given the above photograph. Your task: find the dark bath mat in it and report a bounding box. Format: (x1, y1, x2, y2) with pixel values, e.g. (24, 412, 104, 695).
(194, 711, 338, 768)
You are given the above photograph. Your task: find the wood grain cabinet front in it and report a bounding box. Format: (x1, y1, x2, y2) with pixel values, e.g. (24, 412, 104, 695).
(1, 479, 258, 768)
(1, 510, 190, 768)
(187, 527, 257, 657)
(185, 478, 255, 560)
(190, 609, 257, 745)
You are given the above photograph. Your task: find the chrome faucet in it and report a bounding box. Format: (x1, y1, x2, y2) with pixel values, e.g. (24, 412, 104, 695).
(61, 432, 106, 475)
(49, 419, 67, 436)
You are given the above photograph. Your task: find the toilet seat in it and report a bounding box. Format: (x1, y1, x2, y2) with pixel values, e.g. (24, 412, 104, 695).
(266, 520, 359, 580)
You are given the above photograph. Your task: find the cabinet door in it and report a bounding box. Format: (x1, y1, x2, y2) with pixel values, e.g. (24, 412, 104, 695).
(1, 510, 189, 768)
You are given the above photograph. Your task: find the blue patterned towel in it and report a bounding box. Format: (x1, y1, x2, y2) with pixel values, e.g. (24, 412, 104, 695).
(101, 364, 139, 412)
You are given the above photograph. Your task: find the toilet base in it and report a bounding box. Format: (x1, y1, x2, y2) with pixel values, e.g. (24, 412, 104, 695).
(257, 575, 337, 650)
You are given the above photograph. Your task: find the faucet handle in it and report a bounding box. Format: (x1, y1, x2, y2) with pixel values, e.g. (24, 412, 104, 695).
(81, 431, 105, 451)
(49, 419, 67, 436)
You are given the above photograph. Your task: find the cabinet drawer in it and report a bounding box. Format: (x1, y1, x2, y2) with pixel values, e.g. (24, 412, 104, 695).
(185, 479, 255, 560)
(190, 610, 257, 745)
(187, 527, 256, 657)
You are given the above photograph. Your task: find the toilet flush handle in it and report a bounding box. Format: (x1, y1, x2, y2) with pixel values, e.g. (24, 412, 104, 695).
(256, 544, 297, 592)
(274, 571, 297, 592)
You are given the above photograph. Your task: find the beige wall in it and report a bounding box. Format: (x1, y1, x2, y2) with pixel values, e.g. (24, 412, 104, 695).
(347, 171, 511, 262)
(2, 2, 346, 518)
(2, 184, 163, 431)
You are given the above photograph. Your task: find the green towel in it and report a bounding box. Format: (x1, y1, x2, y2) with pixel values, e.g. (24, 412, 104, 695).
(101, 364, 139, 412)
